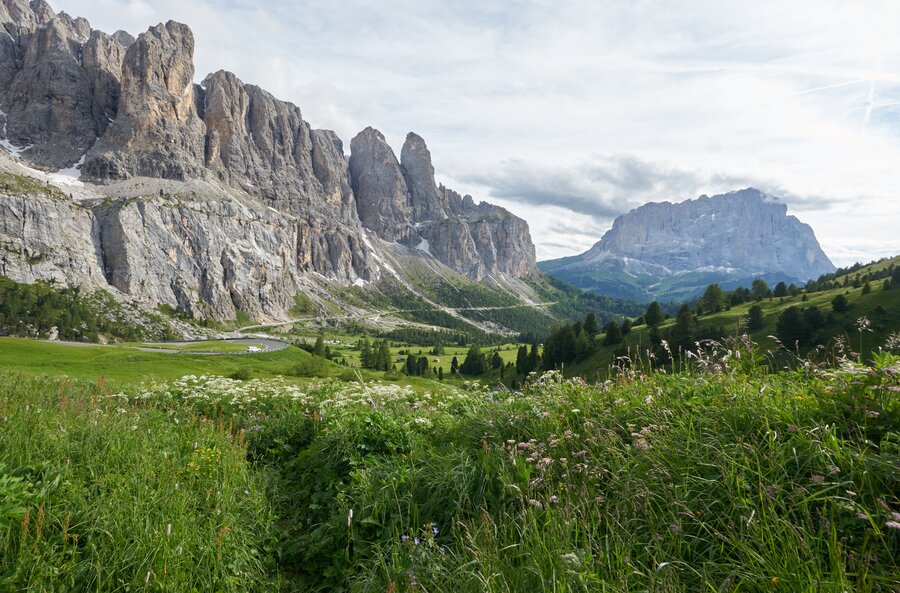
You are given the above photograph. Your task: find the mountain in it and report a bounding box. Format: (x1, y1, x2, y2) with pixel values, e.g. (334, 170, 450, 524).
(540, 188, 836, 302)
(0, 1, 536, 329)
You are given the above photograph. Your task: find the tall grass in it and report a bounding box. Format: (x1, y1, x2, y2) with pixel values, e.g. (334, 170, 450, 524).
(1, 340, 898, 592)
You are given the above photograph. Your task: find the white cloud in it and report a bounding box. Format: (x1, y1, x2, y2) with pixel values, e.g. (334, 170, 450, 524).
(52, 0, 900, 267)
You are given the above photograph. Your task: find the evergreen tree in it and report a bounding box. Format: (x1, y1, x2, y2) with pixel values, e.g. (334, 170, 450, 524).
(603, 321, 623, 345)
(360, 336, 372, 368)
(773, 282, 788, 298)
(528, 343, 539, 374)
(700, 284, 727, 313)
(491, 351, 502, 369)
(460, 344, 487, 375)
(516, 345, 528, 374)
(313, 335, 326, 357)
(450, 356, 459, 375)
(438, 367, 444, 381)
(644, 302, 663, 327)
(831, 294, 849, 313)
(377, 340, 392, 371)
(417, 356, 429, 376)
(776, 306, 804, 346)
(669, 304, 696, 353)
(747, 304, 764, 331)
(751, 278, 771, 301)
(621, 318, 632, 335)
(583, 312, 599, 337)
(405, 355, 417, 375)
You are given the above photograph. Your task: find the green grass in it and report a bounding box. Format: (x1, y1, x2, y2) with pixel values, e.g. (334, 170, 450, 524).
(134, 340, 265, 353)
(1, 345, 898, 592)
(0, 338, 332, 387)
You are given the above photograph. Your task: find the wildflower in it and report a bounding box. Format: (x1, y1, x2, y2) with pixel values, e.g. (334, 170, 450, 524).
(145, 571, 151, 584)
(347, 508, 353, 526)
(414, 537, 421, 545)
(810, 474, 825, 484)
(166, 523, 172, 537)
(787, 424, 797, 433)
(827, 465, 839, 474)
(857, 513, 868, 520)
(401, 534, 409, 542)
(856, 316, 872, 333)
(244, 489, 250, 495)
(432, 524, 439, 536)
(885, 521, 900, 530)
(549, 495, 559, 504)
(176, 546, 183, 556)
(527, 499, 543, 509)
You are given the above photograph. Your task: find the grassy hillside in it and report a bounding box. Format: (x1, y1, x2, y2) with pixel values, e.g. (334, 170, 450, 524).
(569, 257, 900, 379)
(1, 346, 897, 591)
(0, 338, 351, 387)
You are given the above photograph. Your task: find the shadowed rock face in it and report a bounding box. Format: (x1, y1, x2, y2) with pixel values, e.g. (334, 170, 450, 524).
(350, 129, 536, 280)
(0, 0, 538, 321)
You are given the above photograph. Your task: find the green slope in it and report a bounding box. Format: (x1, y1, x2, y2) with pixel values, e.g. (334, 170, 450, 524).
(568, 256, 900, 378)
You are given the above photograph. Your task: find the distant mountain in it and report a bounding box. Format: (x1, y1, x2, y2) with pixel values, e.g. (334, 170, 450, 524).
(0, 0, 536, 327)
(539, 188, 836, 302)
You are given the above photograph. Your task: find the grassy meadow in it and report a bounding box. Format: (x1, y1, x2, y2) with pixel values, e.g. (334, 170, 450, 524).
(1, 338, 898, 592)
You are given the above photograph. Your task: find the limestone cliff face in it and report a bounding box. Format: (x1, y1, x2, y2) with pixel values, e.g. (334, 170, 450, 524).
(350, 129, 536, 280)
(586, 189, 835, 279)
(82, 20, 206, 180)
(0, 0, 538, 321)
(541, 188, 836, 301)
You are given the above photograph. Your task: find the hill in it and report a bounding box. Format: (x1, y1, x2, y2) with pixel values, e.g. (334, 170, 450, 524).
(565, 256, 900, 379)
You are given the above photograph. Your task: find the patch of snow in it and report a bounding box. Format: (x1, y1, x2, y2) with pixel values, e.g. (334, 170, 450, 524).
(416, 237, 431, 255)
(353, 278, 367, 287)
(45, 153, 86, 187)
(0, 110, 34, 158)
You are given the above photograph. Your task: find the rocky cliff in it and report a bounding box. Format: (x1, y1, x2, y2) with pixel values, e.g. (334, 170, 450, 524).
(350, 128, 535, 280)
(540, 188, 835, 302)
(0, 0, 536, 321)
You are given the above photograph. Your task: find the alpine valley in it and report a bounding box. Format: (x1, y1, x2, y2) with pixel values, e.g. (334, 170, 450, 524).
(0, 0, 850, 342)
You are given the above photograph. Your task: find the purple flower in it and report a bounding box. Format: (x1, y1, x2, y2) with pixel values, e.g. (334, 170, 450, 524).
(401, 534, 409, 542)
(414, 537, 421, 545)
(432, 525, 439, 536)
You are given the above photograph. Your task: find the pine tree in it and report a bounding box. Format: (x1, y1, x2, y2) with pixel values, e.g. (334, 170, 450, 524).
(603, 321, 623, 345)
(700, 284, 727, 313)
(377, 340, 392, 371)
(747, 304, 764, 330)
(644, 302, 663, 327)
(360, 336, 372, 369)
(669, 304, 696, 353)
(583, 312, 599, 337)
(460, 344, 486, 375)
(313, 335, 325, 357)
(450, 356, 459, 375)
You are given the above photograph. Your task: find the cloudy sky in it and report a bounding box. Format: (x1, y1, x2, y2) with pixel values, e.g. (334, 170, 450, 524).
(56, 0, 900, 266)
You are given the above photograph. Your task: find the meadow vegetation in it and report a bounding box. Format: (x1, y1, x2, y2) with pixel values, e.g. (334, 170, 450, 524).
(1, 336, 898, 591)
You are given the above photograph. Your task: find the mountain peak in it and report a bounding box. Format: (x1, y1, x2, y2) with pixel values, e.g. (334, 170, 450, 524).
(541, 189, 835, 302)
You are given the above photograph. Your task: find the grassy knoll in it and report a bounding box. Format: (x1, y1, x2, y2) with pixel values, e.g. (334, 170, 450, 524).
(1, 343, 898, 591)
